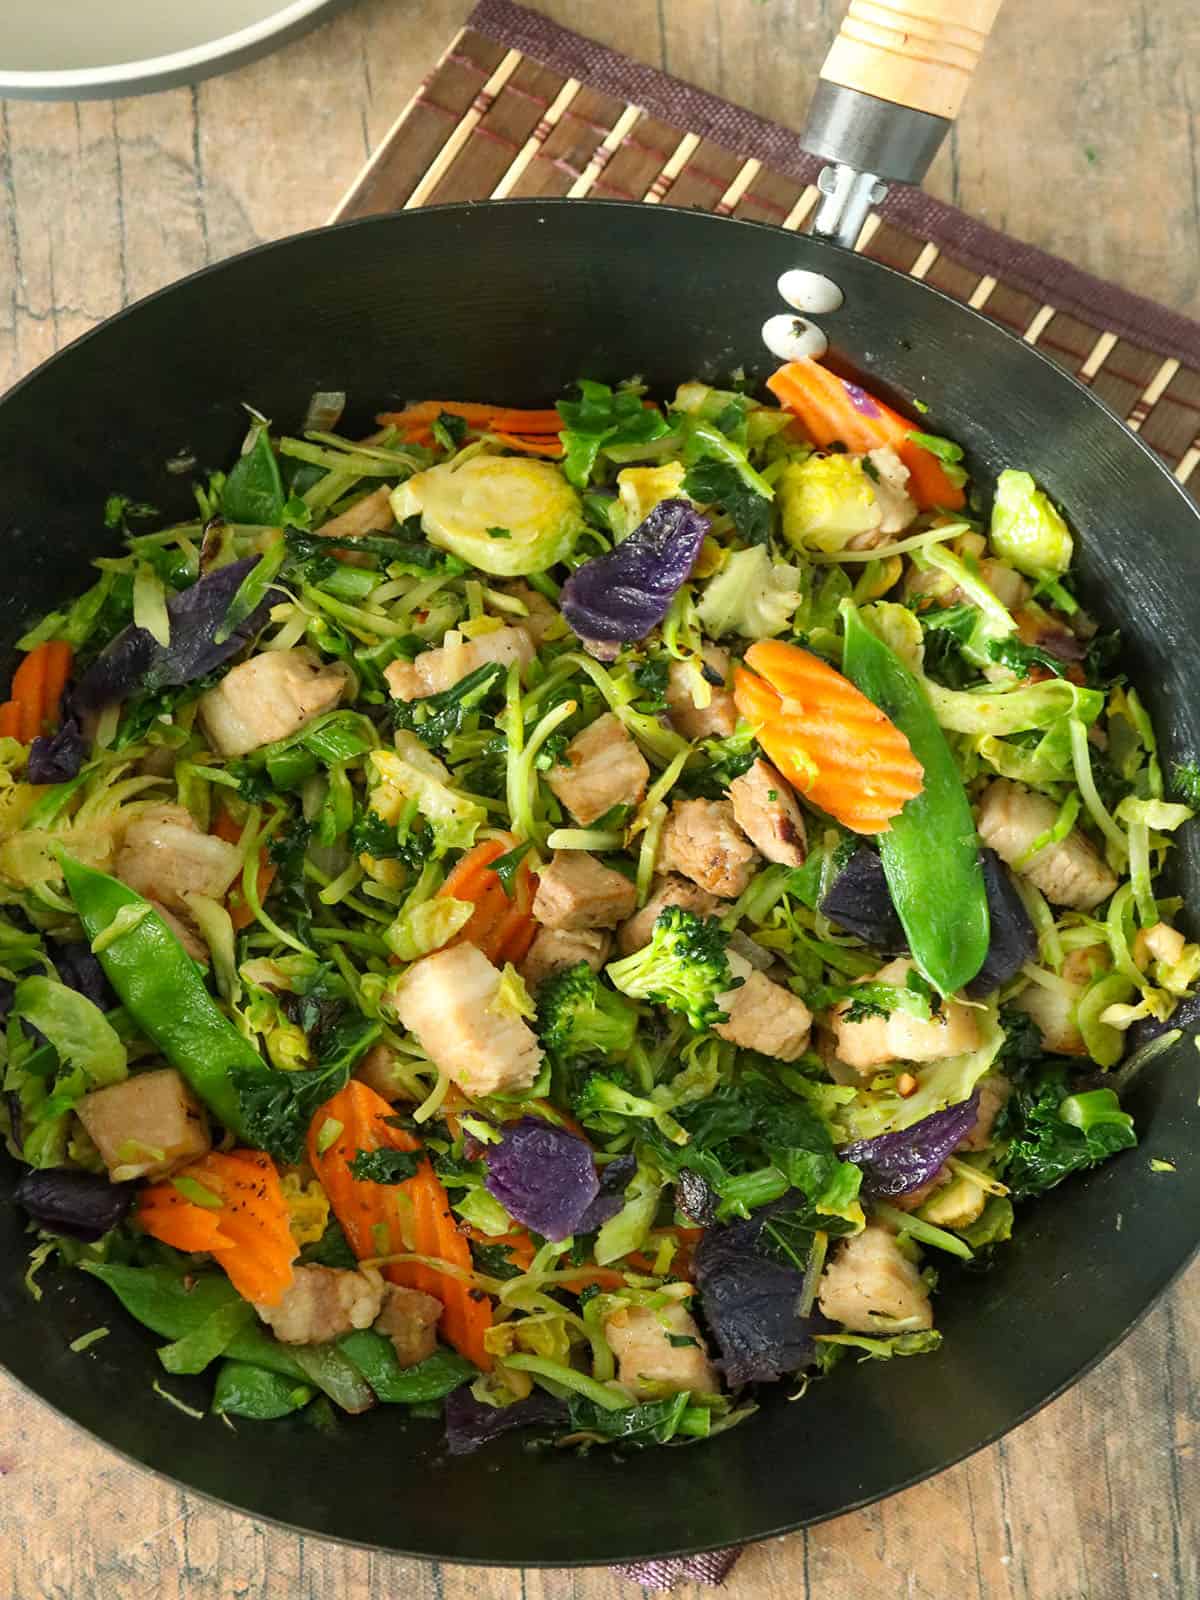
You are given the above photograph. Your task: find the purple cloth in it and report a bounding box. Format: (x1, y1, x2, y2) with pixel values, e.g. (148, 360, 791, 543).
(614, 1548, 743, 1589)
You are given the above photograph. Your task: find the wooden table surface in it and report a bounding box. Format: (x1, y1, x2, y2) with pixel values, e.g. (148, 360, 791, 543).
(1, 1, 1197, 1595)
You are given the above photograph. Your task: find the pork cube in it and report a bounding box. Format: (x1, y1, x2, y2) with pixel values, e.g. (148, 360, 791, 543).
(957, 1073, 1013, 1151)
(198, 648, 352, 759)
(255, 1264, 385, 1344)
(617, 875, 721, 956)
(493, 581, 562, 648)
(76, 1067, 210, 1181)
(714, 967, 812, 1061)
(831, 958, 981, 1072)
(520, 928, 612, 990)
(354, 1041, 406, 1102)
(151, 899, 211, 964)
(818, 1223, 933, 1332)
(545, 713, 649, 826)
(391, 943, 542, 1097)
(532, 851, 637, 931)
(1013, 946, 1108, 1057)
(728, 758, 807, 868)
(977, 779, 1117, 910)
(384, 624, 533, 703)
(374, 1284, 442, 1368)
(665, 647, 737, 741)
(660, 798, 758, 897)
(604, 1283, 719, 1395)
(116, 803, 242, 917)
(317, 486, 395, 565)
(864, 445, 918, 535)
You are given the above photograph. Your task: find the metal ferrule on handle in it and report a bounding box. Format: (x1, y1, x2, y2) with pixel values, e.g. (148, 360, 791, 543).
(804, 0, 1003, 247)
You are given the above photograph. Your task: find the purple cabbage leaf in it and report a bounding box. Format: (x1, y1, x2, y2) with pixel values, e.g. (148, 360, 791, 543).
(26, 717, 87, 784)
(72, 557, 275, 715)
(838, 1090, 981, 1199)
(822, 847, 1036, 999)
(693, 1196, 832, 1385)
(444, 1387, 567, 1455)
(484, 1117, 604, 1241)
(14, 1168, 135, 1241)
(576, 1152, 637, 1234)
(559, 499, 709, 658)
(964, 851, 1038, 999)
(52, 941, 117, 1012)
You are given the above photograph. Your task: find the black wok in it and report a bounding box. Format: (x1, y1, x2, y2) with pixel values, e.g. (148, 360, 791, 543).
(1, 199, 1199, 1564)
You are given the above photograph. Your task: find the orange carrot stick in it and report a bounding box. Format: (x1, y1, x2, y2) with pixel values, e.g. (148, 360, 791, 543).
(377, 402, 563, 435)
(40, 641, 73, 731)
(137, 1193, 233, 1254)
(0, 703, 21, 741)
(767, 358, 966, 511)
(10, 646, 50, 743)
(139, 1149, 298, 1306)
(438, 835, 536, 965)
(489, 432, 566, 458)
(213, 808, 276, 931)
(308, 1080, 494, 1370)
(735, 640, 924, 835)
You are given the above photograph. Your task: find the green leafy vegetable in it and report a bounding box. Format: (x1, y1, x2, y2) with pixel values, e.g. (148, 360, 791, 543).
(222, 424, 285, 526)
(556, 380, 671, 488)
(682, 458, 772, 544)
(1001, 1071, 1136, 1197)
(347, 1148, 423, 1184)
(391, 662, 506, 748)
(990, 469, 1073, 579)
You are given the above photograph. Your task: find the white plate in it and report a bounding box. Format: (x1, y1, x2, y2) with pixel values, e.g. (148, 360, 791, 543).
(0, 0, 349, 99)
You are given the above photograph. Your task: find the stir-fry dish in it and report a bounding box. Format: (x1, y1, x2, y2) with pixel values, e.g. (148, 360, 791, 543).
(1, 359, 1194, 1450)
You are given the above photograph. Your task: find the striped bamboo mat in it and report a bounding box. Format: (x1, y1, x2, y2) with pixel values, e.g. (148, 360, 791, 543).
(330, 0, 1200, 497)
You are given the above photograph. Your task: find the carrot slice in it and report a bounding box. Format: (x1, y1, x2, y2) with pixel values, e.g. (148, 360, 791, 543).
(213, 807, 275, 931)
(0, 702, 21, 741)
(137, 1192, 233, 1254)
(139, 1148, 298, 1306)
(377, 402, 563, 435)
(767, 357, 966, 511)
(488, 432, 566, 458)
(438, 835, 536, 965)
(734, 640, 924, 835)
(308, 1080, 494, 1370)
(40, 641, 73, 730)
(10, 645, 50, 743)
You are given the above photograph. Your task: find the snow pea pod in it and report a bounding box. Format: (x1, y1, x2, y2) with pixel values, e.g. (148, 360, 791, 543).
(337, 1329, 474, 1403)
(840, 602, 989, 994)
(60, 854, 272, 1137)
(213, 1361, 315, 1419)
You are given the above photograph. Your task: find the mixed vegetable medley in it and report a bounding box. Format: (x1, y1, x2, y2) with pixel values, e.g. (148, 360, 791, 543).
(1, 357, 1195, 1451)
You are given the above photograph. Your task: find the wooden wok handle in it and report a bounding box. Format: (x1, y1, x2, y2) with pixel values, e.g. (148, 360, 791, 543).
(819, 0, 1004, 122)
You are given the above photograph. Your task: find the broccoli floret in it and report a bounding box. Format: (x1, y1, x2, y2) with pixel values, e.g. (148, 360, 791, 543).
(605, 906, 737, 1033)
(572, 1072, 687, 1145)
(536, 962, 637, 1063)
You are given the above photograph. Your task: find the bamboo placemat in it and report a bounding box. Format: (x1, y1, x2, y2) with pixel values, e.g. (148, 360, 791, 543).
(328, 0, 1200, 500)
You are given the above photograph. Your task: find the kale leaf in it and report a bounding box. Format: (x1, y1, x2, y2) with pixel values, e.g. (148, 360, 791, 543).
(681, 458, 772, 545)
(390, 661, 506, 748)
(999, 1068, 1137, 1197)
(348, 1148, 423, 1184)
